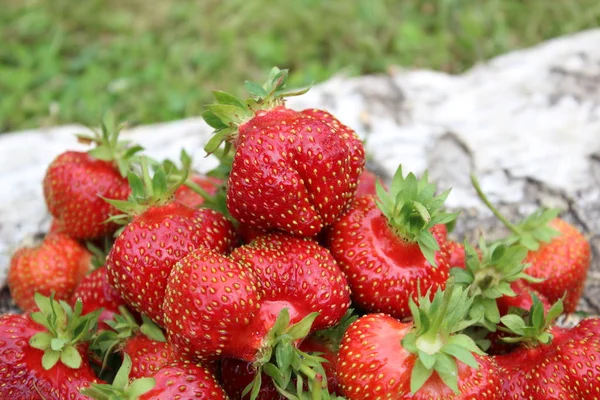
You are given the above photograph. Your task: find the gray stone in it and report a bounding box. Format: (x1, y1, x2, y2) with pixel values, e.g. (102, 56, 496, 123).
(1, 29, 599, 314)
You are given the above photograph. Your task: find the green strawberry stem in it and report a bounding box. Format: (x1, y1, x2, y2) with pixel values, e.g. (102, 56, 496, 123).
(203, 67, 311, 154)
(470, 174, 521, 236)
(401, 282, 485, 394)
(376, 165, 458, 267)
(498, 296, 564, 346)
(81, 354, 156, 399)
(245, 309, 334, 400)
(29, 293, 101, 370)
(470, 174, 561, 251)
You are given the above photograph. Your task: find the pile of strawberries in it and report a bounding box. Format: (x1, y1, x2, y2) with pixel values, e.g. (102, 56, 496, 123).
(1, 67, 598, 399)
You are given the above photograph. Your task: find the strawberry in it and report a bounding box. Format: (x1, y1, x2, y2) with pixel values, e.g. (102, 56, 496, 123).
(43, 115, 140, 239)
(220, 358, 282, 400)
(447, 240, 466, 268)
(163, 233, 351, 398)
(82, 355, 228, 399)
(336, 285, 502, 399)
(8, 232, 91, 311)
(0, 294, 101, 399)
(494, 298, 600, 399)
(496, 279, 551, 317)
(327, 165, 457, 319)
(71, 266, 129, 329)
(202, 67, 365, 237)
(105, 156, 237, 324)
(471, 174, 591, 313)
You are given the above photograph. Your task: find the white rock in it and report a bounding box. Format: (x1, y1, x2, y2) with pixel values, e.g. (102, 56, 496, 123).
(1, 29, 599, 311)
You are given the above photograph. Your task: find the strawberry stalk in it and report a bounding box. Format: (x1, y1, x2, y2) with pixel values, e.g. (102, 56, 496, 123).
(245, 309, 335, 400)
(470, 174, 561, 251)
(375, 165, 458, 266)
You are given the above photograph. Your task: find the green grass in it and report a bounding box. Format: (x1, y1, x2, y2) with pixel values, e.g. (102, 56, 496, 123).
(2, 0, 600, 133)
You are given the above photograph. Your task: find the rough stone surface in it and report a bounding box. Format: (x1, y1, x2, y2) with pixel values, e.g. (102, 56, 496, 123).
(1, 29, 599, 315)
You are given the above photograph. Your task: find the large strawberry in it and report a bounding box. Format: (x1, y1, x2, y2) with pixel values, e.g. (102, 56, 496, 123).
(0, 294, 101, 399)
(494, 298, 600, 399)
(105, 157, 237, 324)
(43, 114, 140, 239)
(202, 67, 365, 237)
(163, 233, 351, 398)
(82, 354, 228, 399)
(8, 232, 91, 311)
(327, 165, 457, 319)
(471, 175, 591, 313)
(336, 285, 502, 399)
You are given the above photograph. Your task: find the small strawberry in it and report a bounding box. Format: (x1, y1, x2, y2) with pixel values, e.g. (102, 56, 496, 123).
(494, 298, 600, 399)
(82, 354, 228, 399)
(105, 156, 237, 324)
(327, 165, 457, 319)
(447, 240, 466, 268)
(471, 175, 591, 313)
(43, 114, 141, 239)
(354, 168, 381, 197)
(8, 232, 91, 311)
(202, 67, 365, 237)
(0, 294, 101, 399)
(174, 173, 223, 208)
(336, 284, 502, 399)
(163, 233, 351, 398)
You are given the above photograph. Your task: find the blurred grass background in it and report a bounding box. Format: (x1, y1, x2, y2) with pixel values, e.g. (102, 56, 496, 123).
(2, 0, 600, 133)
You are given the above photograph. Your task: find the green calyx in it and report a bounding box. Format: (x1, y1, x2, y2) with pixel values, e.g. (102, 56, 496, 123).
(401, 283, 484, 395)
(245, 309, 335, 400)
(103, 152, 191, 224)
(202, 66, 311, 154)
(499, 296, 564, 347)
(86, 236, 114, 269)
(450, 238, 544, 331)
(376, 165, 458, 267)
(307, 309, 358, 354)
(77, 111, 144, 178)
(29, 293, 101, 370)
(81, 354, 156, 399)
(470, 174, 561, 251)
(91, 307, 166, 369)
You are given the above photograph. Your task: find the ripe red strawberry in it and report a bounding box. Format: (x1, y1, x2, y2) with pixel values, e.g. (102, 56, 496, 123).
(163, 233, 351, 397)
(471, 175, 591, 313)
(447, 240, 466, 268)
(220, 358, 282, 400)
(496, 279, 551, 317)
(327, 166, 457, 319)
(174, 174, 222, 208)
(71, 266, 128, 329)
(8, 232, 91, 311)
(336, 285, 502, 399)
(203, 67, 365, 237)
(105, 158, 237, 324)
(43, 117, 140, 239)
(0, 295, 101, 399)
(82, 355, 228, 399)
(494, 298, 600, 399)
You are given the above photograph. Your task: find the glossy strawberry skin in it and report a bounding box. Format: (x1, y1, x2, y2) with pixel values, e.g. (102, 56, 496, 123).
(71, 266, 128, 329)
(227, 106, 365, 237)
(524, 218, 590, 313)
(495, 317, 600, 399)
(327, 196, 450, 319)
(106, 203, 236, 324)
(0, 314, 100, 400)
(8, 233, 91, 311)
(336, 313, 502, 399)
(447, 240, 466, 269)
(139, 360, 228, 400)
(174, 174, 222, 208)
(43, 151, 130, 239)
(122, 334, 174, 380)
(354, 168, 380, 198)
(163, 234, 350, 363)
